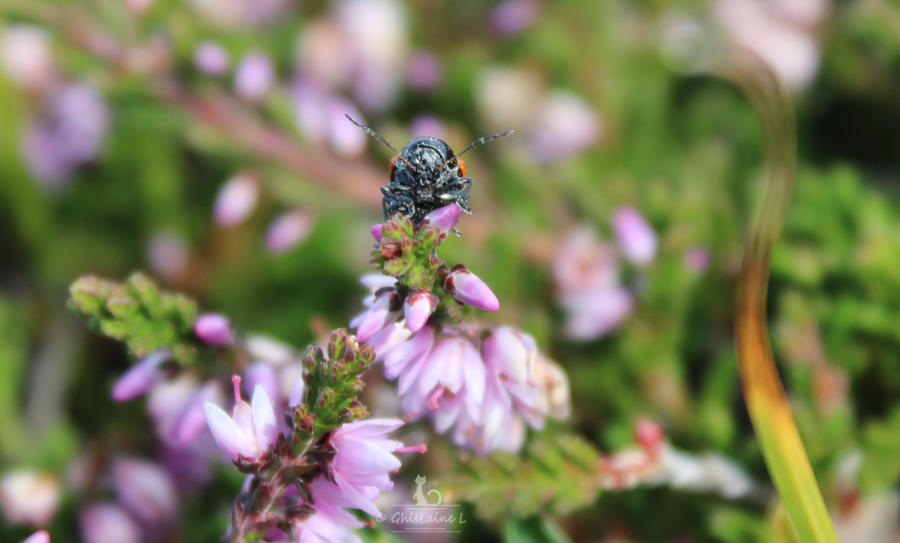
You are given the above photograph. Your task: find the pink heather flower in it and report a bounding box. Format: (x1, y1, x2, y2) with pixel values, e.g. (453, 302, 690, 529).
(403, 290, 438, 333)
(295, 476, 363, 543)
(329, 418, 423, 518)
(265, 209, 314, 254)
(194, 313, 233, 346)
(553, 226, 620, 294)
(204, 376, 278, 461)
(560, 286, 633, 340)
(234, 51, 274, 101)
(410, 335, 486, 424)
(288, 375, 305, 407)
(243, 362, 279, 408)
(443, 265, 500, 311)
(23, 82, 110, 189)
(214, 172, 259, 227)
(409, 114, 446, 139)
(23, 530, 50, 543)
(171, 380, 221, 444)
(482, 326, 536, 385)
(405, 51, 443, 92)
(1, 26, 56, 91)
(489, 0, 542, 36)
(112, 349, 171, 402)
(384, 325, 434, 385)
(0, 470, 60, 526)
(612, 206, 657, 265)
(79, 504, 140, 543)
(356, 289, 400, 341)
(193, 41, 229, 76)
(113, 458, 178, 523)
(370, 223, 383, 242)
(291, 79, 367, 156)
(146, 231, 189, 280)
(684, 246, 710, 272)
(420, 203, 462, 235)
(366, 322, 412, 361)
(527, 90, 601, 163)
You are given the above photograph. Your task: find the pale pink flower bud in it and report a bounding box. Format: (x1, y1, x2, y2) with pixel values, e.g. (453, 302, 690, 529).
(370, 223, 384, 242)
(403, 290, 438, 332)
(194, 313, 232, 346)
(612, 206, 657, 265)
(214, 173, 259, 227)
(204, 377, 278, 461)
(234, 51, 274, 102)
(112, 349, 171, 402)
(0, 470, 60, 526)
(288, 375, 305, 407)
(482, 326, 537, 385)
(193, 41, 229, 76)
(443, 265, 500, 311)
(356, 289, 400, 342)
(23, 530, 50, 543)
(113, 458, 178, 523)
(80, 504, 140, 543)
(265, 209, 314, 254)
(421, 203, 462, 234)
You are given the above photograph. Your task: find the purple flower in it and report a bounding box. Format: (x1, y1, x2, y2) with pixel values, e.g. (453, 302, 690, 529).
(234, 51, 274, 102)
(113, 458, 178, 523)
(527, 90, 601, 163)
(23, 530, 50, 543)
(23, 82, 110, 189)
(684, 246, 710, 272)
(408, 114, 446, 139)
(112, 349, 171, 402)
(214, 172, 259, 227)
(489, 0, 542, 36)
(0, 470, 60, 526)
(194, 313, 233, 346)
(560, 286, 633, 340)
(420, 203, 462, 235)
(403, 290, 438, 333)
(612, 206, 657, 265)
(265, 209, 315, 254)
(482, 326, 536, 385)
(442, 265, 500, 311)
(171, 380, 221, 444)
(295, 476, 364, 543)
(204, 376, 278, 461)
(328, 418, 422, 518)
(370, 223, 384, 242)
(79, 504, 140, 543)
(193, 41, 229, 76)
(405, 51, 443, 92)
(291, 79, 367, 156)
(366, 322, 412, 361)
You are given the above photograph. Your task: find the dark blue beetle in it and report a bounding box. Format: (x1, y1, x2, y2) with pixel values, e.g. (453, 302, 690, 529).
(347, 115, 512, 224)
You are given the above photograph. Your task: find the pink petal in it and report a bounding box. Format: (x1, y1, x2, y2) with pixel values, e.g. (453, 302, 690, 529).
(250, 385, 278, 453)
(203, 403, 255, 459)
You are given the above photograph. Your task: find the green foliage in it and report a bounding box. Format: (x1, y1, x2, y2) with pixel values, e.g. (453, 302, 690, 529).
(858, 406, 900, 492)
(292, 328, 374, 438)
(68, 272, 199, 365)
(447, 433, 601, 523)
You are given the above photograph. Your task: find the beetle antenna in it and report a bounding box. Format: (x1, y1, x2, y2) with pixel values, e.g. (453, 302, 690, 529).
(441, 129, 514, 170)
(345, 114, 416, 170)
(456, 129, 514, 157)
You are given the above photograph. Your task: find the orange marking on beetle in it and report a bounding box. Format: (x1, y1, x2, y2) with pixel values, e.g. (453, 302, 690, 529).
(389, 155, 398, 177)
(457, 157, 467, 177)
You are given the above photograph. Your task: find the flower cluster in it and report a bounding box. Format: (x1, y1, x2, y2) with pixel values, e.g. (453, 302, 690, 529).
(201, 329, 423, 542)
(352, 204, 570, 453)
(552, 206, 657, 340)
